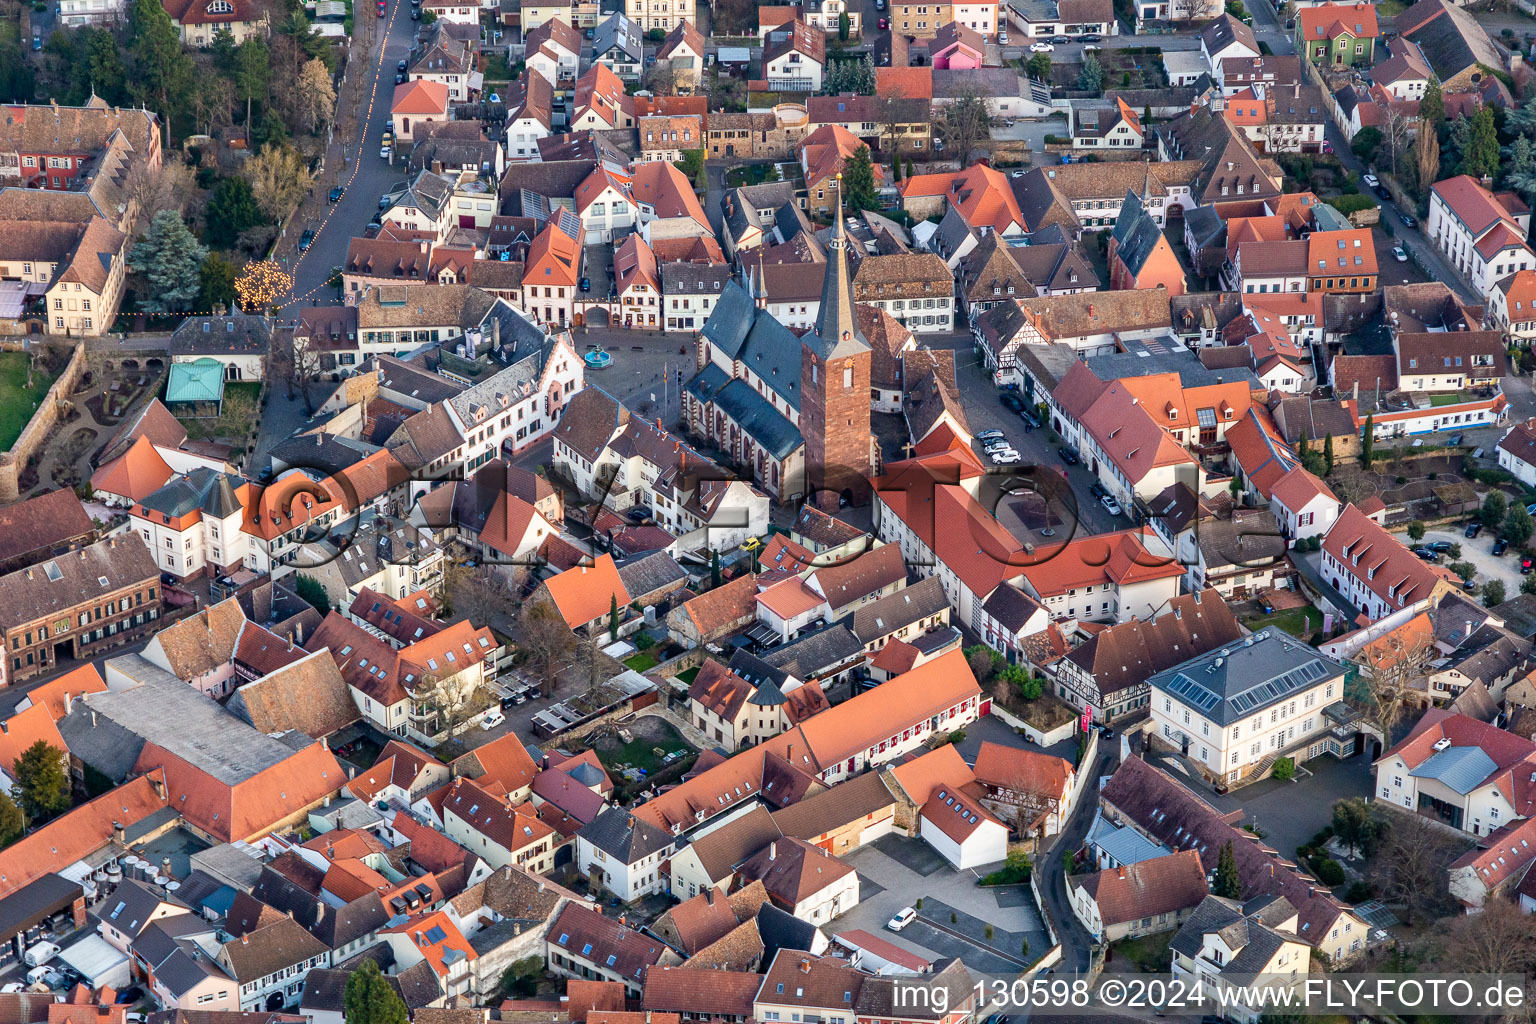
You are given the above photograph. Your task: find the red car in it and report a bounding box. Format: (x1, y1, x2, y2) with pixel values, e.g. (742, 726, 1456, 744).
(376, 1, 385, 15)
(878, 16, 887, 28)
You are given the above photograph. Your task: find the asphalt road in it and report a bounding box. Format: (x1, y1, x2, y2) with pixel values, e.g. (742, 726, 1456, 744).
(279, 2, 421, 312)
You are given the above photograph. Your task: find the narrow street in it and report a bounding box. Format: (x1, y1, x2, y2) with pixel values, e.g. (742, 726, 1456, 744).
(1035, 747, 1118, 973)
(279, 0, 422, 311)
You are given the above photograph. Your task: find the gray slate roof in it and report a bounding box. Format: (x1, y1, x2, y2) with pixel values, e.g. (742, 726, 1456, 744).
(1146, 627, 1345, 726)
(578, 807, 673, 861)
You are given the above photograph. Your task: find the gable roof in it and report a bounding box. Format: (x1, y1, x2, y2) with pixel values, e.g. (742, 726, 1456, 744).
(542, 554, 632, 629)
(1072, 847, 1209, 926)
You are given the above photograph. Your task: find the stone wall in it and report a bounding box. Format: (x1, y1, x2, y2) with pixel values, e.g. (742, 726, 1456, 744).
(0, 342, 88, 505)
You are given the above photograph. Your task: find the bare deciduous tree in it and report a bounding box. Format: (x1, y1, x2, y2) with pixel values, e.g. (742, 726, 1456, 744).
(934, 88, 993, 164)
(1379, 107, 1412, 182)
(1355, 625, 1436, 738)
(409, 670, 492, 740)
(518, 599, 575, 696)
(243, 144, 311, 222)
(126, 159, 195, 227)
(269, 327, 324, 411)
(1371, 809, 1468, 925)
(443, 561, 519, 630)
(1443, 898, 1536, 976)
(291, 58, 337, 133)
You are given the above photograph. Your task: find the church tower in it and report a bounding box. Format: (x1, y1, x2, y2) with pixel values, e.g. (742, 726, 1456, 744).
(800, 178, 873, 509)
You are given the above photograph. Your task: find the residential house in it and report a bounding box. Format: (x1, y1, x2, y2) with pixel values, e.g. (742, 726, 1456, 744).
(391, 81, 452, 144)
(799, 125, 875, 215)
(1200, 14, 1259, 76)
(1150, 627, 1350, 784)
(1100, 755, 1369, 963)
(657, 22, 708, 91)
(1321, 503, 1452, 620)
(1428, 175, 1534, 297)
(546, 904, 680, 994)
(593, 14, 644, 80)
(850, 253, 953, 333)
(1170, 895, 1312, 1020)
(764, 20, 827, 93)
(0, 535, 160, 687)
(1374, 708, 1536, 836)
(1071, 99, 1146, 153)
(575, 808, 674, 902)
(972, 742, 1077, 837)
(1067, 848, 1209, 942)
(1049, 590, 1243, 721)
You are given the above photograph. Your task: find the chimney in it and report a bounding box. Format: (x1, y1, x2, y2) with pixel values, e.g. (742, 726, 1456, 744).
(112, 821, 125, 844)
(799, 959, 811, 974)
(241, 935, 249, 945)
(704, 888, 713, 905)
(770, 842, 777, 861)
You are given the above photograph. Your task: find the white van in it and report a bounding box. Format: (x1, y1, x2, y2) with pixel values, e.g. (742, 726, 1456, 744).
(23, 942, 59, 968)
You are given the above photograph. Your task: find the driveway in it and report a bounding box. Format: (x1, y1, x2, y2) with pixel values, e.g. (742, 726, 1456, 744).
(279, 1, 422, 312)
(837, 836, 1050, 973)
(1422, 527, 1520, 596)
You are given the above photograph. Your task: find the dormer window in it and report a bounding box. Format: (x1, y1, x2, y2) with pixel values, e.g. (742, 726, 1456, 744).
(207, 0, 233, 13)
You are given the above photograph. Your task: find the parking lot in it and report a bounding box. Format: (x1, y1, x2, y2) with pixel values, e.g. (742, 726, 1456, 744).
(1421, 526, 1522, 596)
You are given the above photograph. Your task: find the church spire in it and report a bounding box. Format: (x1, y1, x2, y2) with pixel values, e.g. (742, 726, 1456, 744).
(811, 174, 867, 357)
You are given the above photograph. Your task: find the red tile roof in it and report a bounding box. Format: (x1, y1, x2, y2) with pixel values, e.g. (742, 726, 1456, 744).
(0, 771, 168, 899)
(1322, 503, 1445, 613)
(1019, 529, 1184, 598)
(542, 554, 632, 629)
(392, 80, 451, 116)
(1070, 848, 1209, 926)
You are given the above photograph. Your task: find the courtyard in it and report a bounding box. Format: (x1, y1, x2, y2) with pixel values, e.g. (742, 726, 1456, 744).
(838, 833, 1051, 973)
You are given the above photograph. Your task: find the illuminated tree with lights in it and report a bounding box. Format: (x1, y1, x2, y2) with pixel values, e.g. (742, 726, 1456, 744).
(234, 259, 292, 314)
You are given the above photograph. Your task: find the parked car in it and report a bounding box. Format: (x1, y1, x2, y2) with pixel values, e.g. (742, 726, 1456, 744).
(982, 437, 1012, 451)
(328, 186, 345, 202)
(1058, 446, 1080, 465)
(376, 0, 385, 16)
(1392, 246, 1408, 262)
(1090, 481, 1109, 500)
(1413, 547, 1439, 562)
(976, 429, 1005, 441)
(1080, 32, 1102, 40)
(1030, 41, 1054, 51)
(626, 506, 653, 523)
(298, 228, 316, 251)
(1000, 393, 1024, 412)
(874, 0, 885, 8)
(1495, 537, 1510, 556)
(1466, 522, 1483, 538)
(1019, 410, 1039, 429)
(1322, 140, 1334, 154)
(395, 71, 405, 83)
(1362, 173, 1379, 188)
(1048, 34, 1070, 42)
(380, 145, 392, 159)
(1524, 556, 1534, 576)
(877, 16, 887, 27)
(1100, 493, 1123, 516)
(397, 58, 408, 71)
(1427, 540, 1455, 553)
(739, 537, 763, 552)
(991, 449, 1022, 465)
(480, 708, 506, 730)
(888, 907, 916, 931)
(1400, 212, 1417, 228)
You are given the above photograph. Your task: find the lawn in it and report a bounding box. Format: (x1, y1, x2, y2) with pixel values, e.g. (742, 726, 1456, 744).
(674, 666, 700, 685)
(1108, 930, 1175, 973)
(1242, 605, 1323, 638)
(0, 353, 53, 452)
(623, 651, 659, 673)
(725, 164, 784, 188)
(594, 718, 696, 776)
(1429, 394, 1462, 406)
